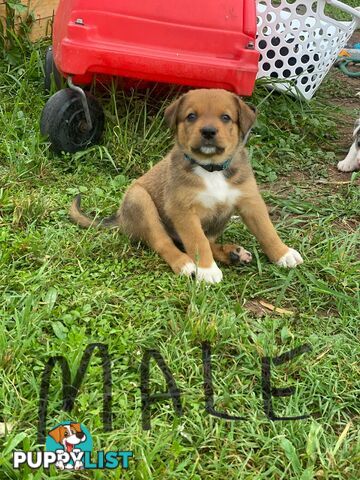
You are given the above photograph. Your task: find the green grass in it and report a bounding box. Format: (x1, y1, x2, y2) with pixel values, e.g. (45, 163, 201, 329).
(0, 37, 359, 480)
(325, 0, 360, 21)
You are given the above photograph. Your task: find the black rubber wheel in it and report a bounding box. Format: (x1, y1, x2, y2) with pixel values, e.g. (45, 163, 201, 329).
(44, 46, 62, 93)
(40, 88, 105, 153)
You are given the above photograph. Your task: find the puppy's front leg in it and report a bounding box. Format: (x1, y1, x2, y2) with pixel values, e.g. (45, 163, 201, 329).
(337, 142, 360, 172)
(237, 181, 303, 267)
(171, 212, 223, 283)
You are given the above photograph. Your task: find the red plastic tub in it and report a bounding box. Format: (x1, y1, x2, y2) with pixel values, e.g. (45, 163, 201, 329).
(41, 0, 259, 153)
(52, 0, 259, 95)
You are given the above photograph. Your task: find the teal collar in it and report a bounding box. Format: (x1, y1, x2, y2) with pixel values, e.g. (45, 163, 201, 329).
(184, 153, 232, 172)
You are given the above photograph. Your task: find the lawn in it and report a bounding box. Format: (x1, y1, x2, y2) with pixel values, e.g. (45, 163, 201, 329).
(1, 12, 360, 480)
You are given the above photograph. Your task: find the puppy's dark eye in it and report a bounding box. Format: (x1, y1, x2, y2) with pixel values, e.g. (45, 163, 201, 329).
(221, 114, 231, 123)
(186, 113, 197, 122)
(64, 431, 69, 437)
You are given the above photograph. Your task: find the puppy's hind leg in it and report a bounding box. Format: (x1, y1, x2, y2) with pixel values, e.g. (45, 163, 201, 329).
(120, 184, 195, 276)
(210, 242, 252, 265)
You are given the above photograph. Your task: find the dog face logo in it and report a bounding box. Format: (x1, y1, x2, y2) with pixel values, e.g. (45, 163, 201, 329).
(45, 421, 92, 470)
(48, 423, 86, 453)
(165, 89, 256, 164)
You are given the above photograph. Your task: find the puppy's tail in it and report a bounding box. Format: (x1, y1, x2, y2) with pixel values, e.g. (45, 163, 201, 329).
(69, 194, 121, 229)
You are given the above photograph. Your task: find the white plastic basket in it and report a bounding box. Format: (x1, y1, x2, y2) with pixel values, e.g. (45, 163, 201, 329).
(256, 0, 360, 99)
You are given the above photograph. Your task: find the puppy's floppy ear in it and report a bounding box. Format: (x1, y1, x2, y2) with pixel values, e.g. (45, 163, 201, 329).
(48, 426, 63, 444)
(71, 423, 81, 432)
(233, 95, 257, 143)
(164, 95, 184, 129)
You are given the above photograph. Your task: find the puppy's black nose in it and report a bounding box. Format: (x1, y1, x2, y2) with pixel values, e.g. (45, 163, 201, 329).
(76, 432, 84, 439)
(200, 126, 217, 139)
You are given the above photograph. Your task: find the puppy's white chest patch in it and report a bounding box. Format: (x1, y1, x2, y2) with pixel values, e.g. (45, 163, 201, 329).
(194, 167, 241, 208)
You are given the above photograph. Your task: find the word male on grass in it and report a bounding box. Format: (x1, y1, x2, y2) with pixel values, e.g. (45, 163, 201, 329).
(38, 342, 312, 441)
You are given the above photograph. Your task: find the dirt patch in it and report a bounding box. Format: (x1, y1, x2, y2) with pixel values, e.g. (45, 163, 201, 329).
(326, 164, 360, 183)
(245, 300, 269, 318)
(263, 166, 359, 201)
(245, 299, 295, 317)
(318, 30, 359, 154)
(331, 218, 358, 233)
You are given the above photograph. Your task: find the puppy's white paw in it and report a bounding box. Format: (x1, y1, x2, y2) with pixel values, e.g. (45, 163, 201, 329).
(196, 262, 223, 283)
(276, 248, 303, 268)
(180, 262, 196, 276)
(337, 142, 360, 172)
(337, 158, 359, 172)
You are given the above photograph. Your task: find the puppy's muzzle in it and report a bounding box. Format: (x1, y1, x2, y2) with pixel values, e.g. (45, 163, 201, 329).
(191, 125, 225, 155)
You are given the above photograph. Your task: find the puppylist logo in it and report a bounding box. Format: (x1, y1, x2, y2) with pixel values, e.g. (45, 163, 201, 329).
(13, 421, 133, 471)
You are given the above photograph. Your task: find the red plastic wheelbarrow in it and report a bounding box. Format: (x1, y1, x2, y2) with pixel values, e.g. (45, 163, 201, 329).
(40, 0, 259, 153)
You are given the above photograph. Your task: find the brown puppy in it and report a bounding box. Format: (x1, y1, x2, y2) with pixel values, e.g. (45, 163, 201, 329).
(70, 89, 303, 283)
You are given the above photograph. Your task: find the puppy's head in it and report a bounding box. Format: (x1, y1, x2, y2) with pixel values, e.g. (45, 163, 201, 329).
(165, 89, 256, 164)
(48, 423, 86, 452)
